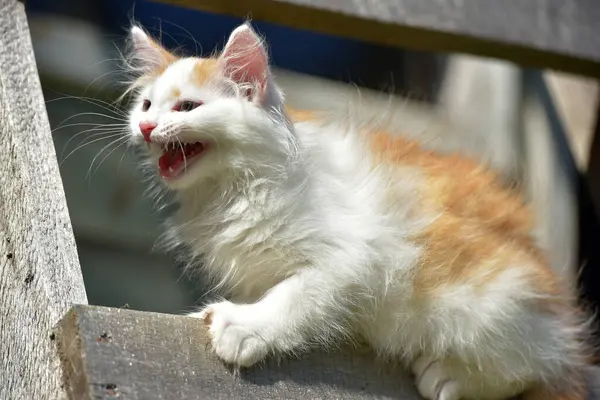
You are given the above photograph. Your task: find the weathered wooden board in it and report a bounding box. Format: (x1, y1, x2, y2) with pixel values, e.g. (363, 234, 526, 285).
(57, 305, 421, 399)
(0, 0, 88, 399)
(150, 0, 600, 77)
(58, 306, 600, 400)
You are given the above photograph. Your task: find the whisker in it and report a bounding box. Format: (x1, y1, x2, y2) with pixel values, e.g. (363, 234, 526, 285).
(61, 127, 126, 159)
(87, 57, 125, 69)
(60, 132, 125, 165)
(87, 135, 130, 175)
(46, 94, 129, 117)
(116, 141, 133, 173)
(53, 122, 126, 133)
(83, 70, 124, 95)
(149, 19, 179, 50)
(87, 136, 130, 180)
(61, 126, 123, 152)
(157, 19, 203, 56)
(56, 112, 125, 128)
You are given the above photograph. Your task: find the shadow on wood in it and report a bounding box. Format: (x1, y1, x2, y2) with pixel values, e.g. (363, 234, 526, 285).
(57, 305, 421, 399)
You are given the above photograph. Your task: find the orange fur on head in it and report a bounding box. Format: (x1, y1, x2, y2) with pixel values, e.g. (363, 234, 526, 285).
(192, 58, 218, 86)
(146, 37, 177, 76)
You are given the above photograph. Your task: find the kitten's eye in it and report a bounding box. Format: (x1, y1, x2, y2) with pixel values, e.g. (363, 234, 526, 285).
(173, 100, 203, 112)
(141, 99, 151, 112)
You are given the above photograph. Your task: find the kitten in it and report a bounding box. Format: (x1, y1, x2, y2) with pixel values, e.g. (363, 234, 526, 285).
(124, 23, 591, 400)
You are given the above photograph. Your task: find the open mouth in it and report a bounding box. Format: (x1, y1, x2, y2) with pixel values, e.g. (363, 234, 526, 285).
(158, 141, 208, 179)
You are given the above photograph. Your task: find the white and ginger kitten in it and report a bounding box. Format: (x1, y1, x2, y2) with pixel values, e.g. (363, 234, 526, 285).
(124, 23, 592, 400)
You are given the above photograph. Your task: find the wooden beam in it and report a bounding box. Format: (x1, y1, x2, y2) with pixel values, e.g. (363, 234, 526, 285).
(57, 305, 421, 399)
(149, 0, 600, 78)
(58, 306, 600, 399)
(0, 1, 87, 399)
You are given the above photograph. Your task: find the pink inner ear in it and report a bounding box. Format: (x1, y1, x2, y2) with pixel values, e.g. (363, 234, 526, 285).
(220, 26, 269, 92)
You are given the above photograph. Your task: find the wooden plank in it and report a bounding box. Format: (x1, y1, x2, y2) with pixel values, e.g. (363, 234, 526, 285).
(58, 306, 600, 400)
(57, 305, 421, 399)
(150, 0, 600, 78)
(0, 1, 88, 399)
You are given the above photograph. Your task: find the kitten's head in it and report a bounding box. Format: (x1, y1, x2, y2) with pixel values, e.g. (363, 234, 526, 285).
(126, 23, 294, 190)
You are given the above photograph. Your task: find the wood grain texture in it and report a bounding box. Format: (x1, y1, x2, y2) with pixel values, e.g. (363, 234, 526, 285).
(0, 1, 88, 399)
(58, 306, 600, 399)
(150, 0, 600, 77)
(58, 305, 421, 400)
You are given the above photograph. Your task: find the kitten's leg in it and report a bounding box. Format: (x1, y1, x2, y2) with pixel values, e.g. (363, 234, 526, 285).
(404, 308, 585, 400)
(189, 268, 351, 367)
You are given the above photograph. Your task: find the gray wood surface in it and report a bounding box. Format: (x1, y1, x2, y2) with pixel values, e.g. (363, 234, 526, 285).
(0, 1, 88, 399)
(152, 0, 600, 77)
(58, 306, 600, 399)
(57, 305, 421, 400)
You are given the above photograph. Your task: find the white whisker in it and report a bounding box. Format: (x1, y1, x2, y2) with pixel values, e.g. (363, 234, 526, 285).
(87, 136, 131, 180)
(56, 112, 126, 129)
(60, 132, 125, 165)
(83, 70, 124, 95)
(46, 94, 129, 118)
(53, 122, 126, 132)
(60, 127, 126, 159)
(116, 141, 133, 173)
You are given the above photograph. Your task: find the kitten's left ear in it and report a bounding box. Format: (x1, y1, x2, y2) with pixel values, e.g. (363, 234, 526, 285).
(219, 23, 270, 102)
(128, 26, 177, 75)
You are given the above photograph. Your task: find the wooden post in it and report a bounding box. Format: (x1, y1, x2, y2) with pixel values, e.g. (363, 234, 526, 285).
(0, 1, 88, 399)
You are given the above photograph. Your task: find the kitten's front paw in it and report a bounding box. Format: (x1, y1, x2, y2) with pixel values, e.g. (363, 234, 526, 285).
(412, 356, 461, 400)
(190, 301, 269, 368)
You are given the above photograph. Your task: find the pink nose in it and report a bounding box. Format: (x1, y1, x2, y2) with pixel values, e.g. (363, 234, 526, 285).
(139, 121, 157, 142)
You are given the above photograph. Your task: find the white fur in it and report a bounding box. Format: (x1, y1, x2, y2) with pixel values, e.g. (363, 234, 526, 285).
(126, 23, 587, 399)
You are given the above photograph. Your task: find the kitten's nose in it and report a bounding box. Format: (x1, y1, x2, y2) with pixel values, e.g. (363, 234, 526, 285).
(139, 121, 157, 142)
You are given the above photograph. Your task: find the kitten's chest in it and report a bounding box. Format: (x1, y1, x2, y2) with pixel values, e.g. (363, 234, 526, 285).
(179, 213, 301, 300)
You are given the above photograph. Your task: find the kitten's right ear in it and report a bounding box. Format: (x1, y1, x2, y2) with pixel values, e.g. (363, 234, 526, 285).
(218, 23, 271, 102)
(128, 26, 176, 75)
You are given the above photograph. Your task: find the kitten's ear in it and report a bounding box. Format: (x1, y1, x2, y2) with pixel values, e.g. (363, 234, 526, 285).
(128, 26, 176, 75)
(219, 23, 270, 101)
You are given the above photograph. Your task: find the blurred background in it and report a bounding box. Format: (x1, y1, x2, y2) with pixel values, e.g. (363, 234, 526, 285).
(24, 0, 599, 315)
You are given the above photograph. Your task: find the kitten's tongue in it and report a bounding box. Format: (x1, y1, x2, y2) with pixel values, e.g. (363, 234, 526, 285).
(158, 142, 204, 178)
